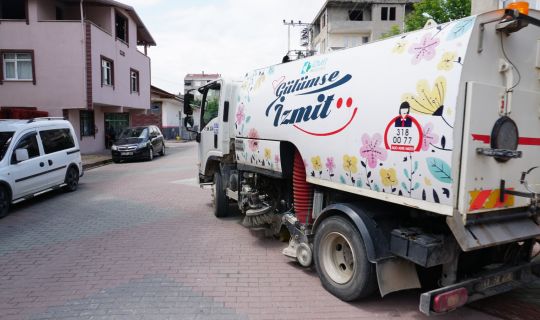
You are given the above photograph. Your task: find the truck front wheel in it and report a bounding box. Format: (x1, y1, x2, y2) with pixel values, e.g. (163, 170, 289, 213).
(213, 171, 229, 218)
(314, 216, 377, 301)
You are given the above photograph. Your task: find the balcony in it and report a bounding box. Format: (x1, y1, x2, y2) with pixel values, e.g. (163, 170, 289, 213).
(328, 21, 373, 34)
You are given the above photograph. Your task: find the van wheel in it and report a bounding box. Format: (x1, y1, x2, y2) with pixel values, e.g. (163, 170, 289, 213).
(314, 216, 377, 301)
(0, 186, 10, 218)
(147, 148, 154, 161)
(213, 171, 228, 218)
(64, 167, 79, 192)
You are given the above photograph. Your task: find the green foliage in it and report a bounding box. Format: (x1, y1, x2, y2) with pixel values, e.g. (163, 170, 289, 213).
(380, 25, 402, 39)
(405, 0, 471, 32)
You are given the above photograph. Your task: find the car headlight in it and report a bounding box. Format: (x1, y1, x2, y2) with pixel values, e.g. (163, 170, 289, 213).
(111, 145, 118, 151)
(137, 142, 148, 149)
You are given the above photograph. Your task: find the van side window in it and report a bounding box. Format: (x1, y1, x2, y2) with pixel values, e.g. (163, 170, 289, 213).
(12, 133, 40, 162)
(40, 129, 75, 154)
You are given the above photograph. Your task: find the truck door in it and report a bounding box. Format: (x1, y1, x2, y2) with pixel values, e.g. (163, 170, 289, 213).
(198, 81, 222, 176)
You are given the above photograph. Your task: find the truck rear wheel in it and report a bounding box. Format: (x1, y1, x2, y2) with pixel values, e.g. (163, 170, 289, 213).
(213, 171, 229, 218)
(314, 216, 377, 301)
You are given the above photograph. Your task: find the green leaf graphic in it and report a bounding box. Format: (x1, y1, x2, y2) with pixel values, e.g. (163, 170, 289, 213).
(426, 157, 452, 184)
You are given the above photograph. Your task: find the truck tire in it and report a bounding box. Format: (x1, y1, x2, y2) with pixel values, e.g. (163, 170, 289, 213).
(314, 216, 377, 301)
(213, 171, 229, 218)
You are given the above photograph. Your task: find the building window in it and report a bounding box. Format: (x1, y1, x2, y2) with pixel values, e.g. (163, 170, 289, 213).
(115, 12, 128, 44)
(101, 56, 114, 87)
(321, 11, 326, 29)
(184, 81, 192, 86)
(130, 69, 139, 93)
(362, 36, 369, 44)
(349, 10, 363, 21)
(150, 101, 162, 114)
(80, 110, 95, 137)
(1, 51, 34, 83)
(381, 7, 396, 21)
(0, 0, 27, 19)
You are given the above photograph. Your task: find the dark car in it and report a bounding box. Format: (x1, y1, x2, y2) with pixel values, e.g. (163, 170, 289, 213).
(111, 126, 165, 162)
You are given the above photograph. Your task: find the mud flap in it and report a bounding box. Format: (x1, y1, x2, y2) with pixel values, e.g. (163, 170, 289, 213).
(376, 257, 421, 297)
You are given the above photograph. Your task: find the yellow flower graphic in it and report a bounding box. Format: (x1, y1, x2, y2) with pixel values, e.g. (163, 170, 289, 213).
(311, 156, 322, 172)
(380, 168, 398, 187)
(402, 76, 446, 116)
(393, 40, 408, 54)
(264, 148, 272, 160)
(437, 52, 457, 71)
(343, 155, 358, 174)
(424, 177, 432, 186)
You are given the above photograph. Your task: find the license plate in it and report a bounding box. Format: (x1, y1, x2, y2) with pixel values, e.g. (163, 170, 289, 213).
(121, 152, 133, 156)
(476, 272, 514, 291)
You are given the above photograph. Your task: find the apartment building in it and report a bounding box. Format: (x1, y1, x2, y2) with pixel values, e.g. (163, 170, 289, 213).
(311, 0, 418, 54)
(0, 0, 155, 153)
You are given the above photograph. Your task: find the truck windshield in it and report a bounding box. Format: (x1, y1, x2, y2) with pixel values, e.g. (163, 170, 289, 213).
(0, 132, 14, 161)
(201, 84, 221, 128)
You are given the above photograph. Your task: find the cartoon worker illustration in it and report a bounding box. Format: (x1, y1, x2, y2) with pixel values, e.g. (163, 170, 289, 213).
(395, 101, 413, 127)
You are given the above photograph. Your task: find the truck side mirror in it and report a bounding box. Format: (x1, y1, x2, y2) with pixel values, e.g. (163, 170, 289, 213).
(15, 148, 29, 162)
(184, 116, 194, 129)
(184, 93, 194, 115)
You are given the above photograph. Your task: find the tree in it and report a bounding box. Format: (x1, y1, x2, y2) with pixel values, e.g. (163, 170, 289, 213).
(380, 25, 402, 39)
(405, 0, 471, 32)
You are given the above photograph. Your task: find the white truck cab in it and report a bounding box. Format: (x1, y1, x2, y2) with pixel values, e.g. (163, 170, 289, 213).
(0, 118, 83, 218)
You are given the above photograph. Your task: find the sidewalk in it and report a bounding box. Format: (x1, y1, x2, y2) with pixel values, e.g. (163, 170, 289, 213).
(81, 139, 193, 170)
(81, 152, 112, 171)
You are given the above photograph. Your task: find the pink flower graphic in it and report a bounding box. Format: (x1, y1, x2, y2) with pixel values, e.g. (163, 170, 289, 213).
(360, 133, 387, 168)
(421, 122, 439, 151)
(236, 103, 245, 124)
(274, 154, 280, 164)
(409, 33, 440, 65)
(325, 157, 336, 174)
(247, 128, 259, 152)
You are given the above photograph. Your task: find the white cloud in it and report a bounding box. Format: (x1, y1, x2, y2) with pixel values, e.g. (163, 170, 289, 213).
(121, 0, 325, 94)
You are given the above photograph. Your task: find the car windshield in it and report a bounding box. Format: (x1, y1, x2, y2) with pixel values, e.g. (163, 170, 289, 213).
(0, 132, 14, 161)
(118, 128, 148, 139)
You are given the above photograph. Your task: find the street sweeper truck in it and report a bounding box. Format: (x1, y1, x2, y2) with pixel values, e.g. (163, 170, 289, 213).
(183, 6, 540, 315)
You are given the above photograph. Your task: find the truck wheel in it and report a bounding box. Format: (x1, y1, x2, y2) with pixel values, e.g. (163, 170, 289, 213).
(314, 216, 377, 301)
(0, 186, 10, 218)
(213, 171, 229, 218)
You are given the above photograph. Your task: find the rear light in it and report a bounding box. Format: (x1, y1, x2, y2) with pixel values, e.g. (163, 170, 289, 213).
(432, 288, 468, 313)
(507, 1, 529, 15)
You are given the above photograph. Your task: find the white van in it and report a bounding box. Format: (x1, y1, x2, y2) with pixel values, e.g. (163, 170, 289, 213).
(0, 118, 83, 218)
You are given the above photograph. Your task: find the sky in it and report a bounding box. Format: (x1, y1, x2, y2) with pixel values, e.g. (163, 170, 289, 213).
(121, 0, 326, 94)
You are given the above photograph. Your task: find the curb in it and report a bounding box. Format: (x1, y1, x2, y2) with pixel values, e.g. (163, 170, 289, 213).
(83, 159, 113, 171)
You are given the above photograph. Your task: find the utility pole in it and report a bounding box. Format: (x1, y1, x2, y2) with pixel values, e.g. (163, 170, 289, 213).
(282, 19, 313, 59)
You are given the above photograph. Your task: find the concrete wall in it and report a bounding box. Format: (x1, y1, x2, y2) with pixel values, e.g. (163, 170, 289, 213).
(66, 108, 106, 154)
(0, 18, 86, 115)
(90, 16, 151, 110)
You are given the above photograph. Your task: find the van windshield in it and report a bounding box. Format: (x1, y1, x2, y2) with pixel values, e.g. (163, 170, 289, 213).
(0, 132, 14, 161)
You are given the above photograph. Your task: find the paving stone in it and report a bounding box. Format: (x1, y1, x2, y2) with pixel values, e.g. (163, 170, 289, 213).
(0, 143, 514, 320)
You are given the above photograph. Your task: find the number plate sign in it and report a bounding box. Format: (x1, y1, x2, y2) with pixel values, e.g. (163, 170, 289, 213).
(475, 272, 514, 291)
(121, 152, 133, 156)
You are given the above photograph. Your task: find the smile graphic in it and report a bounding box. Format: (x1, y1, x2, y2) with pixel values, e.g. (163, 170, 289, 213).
(293, 97, 358, 136)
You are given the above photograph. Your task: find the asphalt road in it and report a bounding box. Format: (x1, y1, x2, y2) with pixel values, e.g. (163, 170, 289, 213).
(0, 142, 504, 319)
